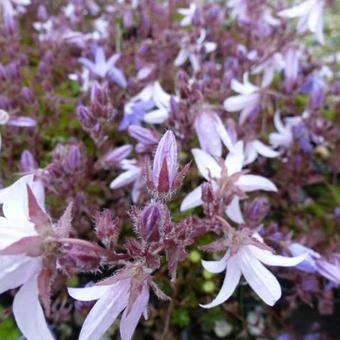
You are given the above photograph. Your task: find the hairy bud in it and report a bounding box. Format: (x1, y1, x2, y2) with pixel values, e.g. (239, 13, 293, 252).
(95, 210, 120, 248)
(20, 150, 38, 172)
(245, 197, 270, 224)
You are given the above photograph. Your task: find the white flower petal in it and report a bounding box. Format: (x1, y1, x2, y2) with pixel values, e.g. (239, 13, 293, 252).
(253, 140, 280, 158)
(224, 141, 244, 175)
(13, 275, 54, 340)
(236, 175, 278, 192)
(0, 256, 41, 294)
(0, 174, 45, 220)
(180, 185, 203, 211)
(225, 196, 244, 224)
(110, 168, 141, 190)
(68, 284, 113, 302)
(248, 245, 308, 267)
(79, 282, 129, 340)
(202, 251, 229, 274)
(143, 108, 169, 124)
(200, 255, 241, 308)
(239, 248, 281, 306)
(174, 49, 189, 67)
(192, 149, 221, 180)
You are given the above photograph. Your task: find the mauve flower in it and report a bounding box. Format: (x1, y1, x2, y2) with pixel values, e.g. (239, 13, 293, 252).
(180, 143, 277, 223)
(152, 130, 178, 193)
(110, 159, 144, 203)
(201, 230, 306, 307)
(216, 118, 279, 165)
(223, 73, 261, 124)
(0, 174, 54, 340)
(129, 81, 172, 125)
(79, 46, 127, 88)
(269, 111, 304, 150)
(278, 0, 325, 44)
(174, 29, 217, 73)
(68, 266, 150, 340)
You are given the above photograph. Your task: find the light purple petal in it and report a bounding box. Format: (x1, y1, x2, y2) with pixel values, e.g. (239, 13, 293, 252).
(7, 116, 37, 127)
(200, 255, 241, 308)
(225, 196, 244, 224)
(192, 149, 221, 181)
(236, 175, 278, 192)
(239, 248, 281, 306)
(224, 141, 244, 175)
(13, 275, 54, 340)
(120, 283, 150, 340)
(110, 168, 141, 190)
(248, 245, 307, 267)
(68, 284, 113, 302)
(201, 251, 229, 274)
(180, 185, 203, 211)
(79, 281, 129, 340)
(0, 255, 41, 294)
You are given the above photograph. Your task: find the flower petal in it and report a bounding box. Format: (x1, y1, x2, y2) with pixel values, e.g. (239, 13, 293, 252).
(225, 196, 244, 224)
(192, 149, 221, 181)
(120, 283, 150, 340)
(13, 275, 54, 340)
(200, 255, 241, 308)
(180, 185, 203, 211)
(0, 255, 41, 294)
(224, 141, 244, 175)
(253, 140, 280, 158)
(248, 245, 307, 267)
(110, 168, 141, 190)
(239, 247, 281, 306)
(68, 284, 113, 302)
(236, 175, 278, 192)
(201, 251, 229, 274)
(79, 281, 130, 340)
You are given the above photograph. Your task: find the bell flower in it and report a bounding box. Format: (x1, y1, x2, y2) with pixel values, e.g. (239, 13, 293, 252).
(79, 46, 127, 88)
(180, 143, 277, 223)
(201, 228, 307, 308)
(110, 159, 144, 203)
(174, 29, 216, 73)
(278, 0, 325, 44)
(68, 265, 150, 340)
(223, 73, 262, 124)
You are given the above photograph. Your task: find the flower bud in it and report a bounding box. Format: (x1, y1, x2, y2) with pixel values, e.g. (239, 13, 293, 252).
(21, 87, 35, 104)
(20, 150, 38, 172)
(128, 125, 158, 146)
(138, 203, 165, 242)
(245, 197, 270, 223)
(95, 210, 119, 248)
(65, 146, 81, 173)
(152, 130, 178, 193)
(76, 105, 96, 128)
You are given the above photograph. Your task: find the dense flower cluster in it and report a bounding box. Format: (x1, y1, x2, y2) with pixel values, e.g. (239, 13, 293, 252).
(0, 0, 339, 339)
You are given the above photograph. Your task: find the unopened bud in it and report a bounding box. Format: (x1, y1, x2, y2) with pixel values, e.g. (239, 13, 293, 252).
(245, 197, 270, 223)
(138, 203, 164, 242)
(76, 105, 96, 128)
(65, 146, 81, 173)
(152, 130, 178, 193)
(20, 150, 38, 172)
(202, 182, 215, 203)
(21, 87, 35, 104)
(128, 125, 158, 145)
(95, 210, 119, 248)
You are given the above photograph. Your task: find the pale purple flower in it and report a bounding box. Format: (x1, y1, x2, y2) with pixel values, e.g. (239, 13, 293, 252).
(223, 73, 261, 124)
(269, 112, 303, 150)
(278, 0, 325, 44)
(127, 81, 172, 124)
(180, 143, 277, 223)
(152, 130, 178, 193)
(283, 45, 301, 92)
(289, 243, 340, 285)
(79, 46, 127, 88)
(174, 29, 217, 73)
(0, 0, 31, 32)
(216, 118, 279, 165)
(68, 270, 150, 340)
(178, 3, 197, 26)
(0, 174, 54, 340)
(110, 159, 144, 203)
(201, 231, 306, 307)
(252, 53, 285, 88)
(120, 99, 155, 130)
